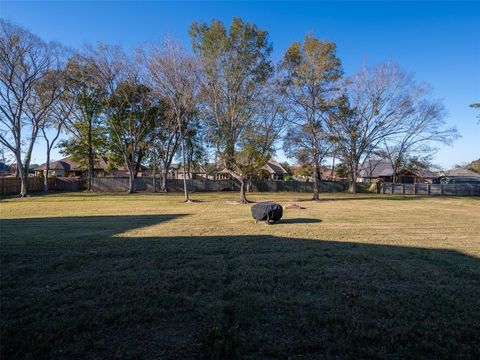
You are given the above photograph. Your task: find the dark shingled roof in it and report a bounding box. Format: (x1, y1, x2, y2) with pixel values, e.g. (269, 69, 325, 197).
(264, 159, 287, 174)
(358, 159, 393, 178)
(35, 157, 78, 171)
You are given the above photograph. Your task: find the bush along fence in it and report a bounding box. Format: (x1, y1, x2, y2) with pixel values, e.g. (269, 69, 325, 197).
(0, 177, 81, 195)
(377, 182, 480, 196)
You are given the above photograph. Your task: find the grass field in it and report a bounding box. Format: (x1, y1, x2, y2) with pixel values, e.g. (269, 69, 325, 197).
(1, 192, 480, 359)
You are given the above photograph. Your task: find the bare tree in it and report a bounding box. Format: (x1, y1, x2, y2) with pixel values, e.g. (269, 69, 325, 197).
(381, 97, 459, 182)
(155, 106, 180, 192)
(145, 39, 198, 202)
(0, 20, 63, 196)
(39, 73, 75, 192)
(328, 62, 425, 193)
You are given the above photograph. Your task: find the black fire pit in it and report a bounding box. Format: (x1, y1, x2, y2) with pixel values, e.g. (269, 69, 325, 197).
(251, 202, 283, 224)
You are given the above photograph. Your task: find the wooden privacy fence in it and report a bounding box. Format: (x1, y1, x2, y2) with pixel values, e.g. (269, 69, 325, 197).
(378, 182, 480, 196)
(0, 177, 81, 195)
(250, 180, 348, 193)
(92, 178, 239, 193)
(92, 177, 349, 193)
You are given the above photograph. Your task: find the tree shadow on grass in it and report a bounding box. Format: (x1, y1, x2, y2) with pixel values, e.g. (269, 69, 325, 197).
(0, 214, 189, 242)
(1, 214, 479, 359)
(279, 218, 322, 224)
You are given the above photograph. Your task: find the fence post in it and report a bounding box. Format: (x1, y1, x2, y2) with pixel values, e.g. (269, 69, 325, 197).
(427, 184, 431, 195)
(441, 184, 444, 196)
(414, 183, 417, 195)
(402, 183, 405, 195)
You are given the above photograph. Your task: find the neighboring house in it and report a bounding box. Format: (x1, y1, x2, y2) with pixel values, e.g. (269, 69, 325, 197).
(214, 159, 288, 181)
(0, 162, 13, 176)
(34, 158, 82, 177)
(167, 163, 212, 180)
(357, 158, 439, 184)
(167, 159, 288, 181)
(34, 156, 149, 178)
(291, 165, 343, 182)
(263, 159, 288, 181)
(433, 168, 480, 184)
(9, 163, 38, 177)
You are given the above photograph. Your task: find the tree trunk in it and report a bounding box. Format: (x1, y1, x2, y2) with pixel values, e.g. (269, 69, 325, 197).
(348, 162, 357, 194)
(21, 148, 34, 197)
(312, 162, 320, 200)
(179, 136, 189, 202)
(127, 164, 135, 194)
(44, 150, 50, 192)
(152, 153, 157, 192)
(14, 149, 26, 196)
(87, 118, 93, 191)
(161, 168, 168, 192)
(239, 176, 249, 204)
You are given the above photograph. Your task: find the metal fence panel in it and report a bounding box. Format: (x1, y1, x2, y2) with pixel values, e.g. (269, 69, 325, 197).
(379, 182, 480, 196)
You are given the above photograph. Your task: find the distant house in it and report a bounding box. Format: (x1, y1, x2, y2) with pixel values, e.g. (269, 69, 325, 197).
(167, 163, 211, 180)
(263, 159, 288, 181)
(291, 165, 343, 182)
(34, 158, 82, 177)
(9, 163, 38, 177)
(214, 159, 288, 181)
(358, 159, 439, 184)
(34, 156, 149, 178)
(433, 168, 480, 184)
(0, 162, 13, 176)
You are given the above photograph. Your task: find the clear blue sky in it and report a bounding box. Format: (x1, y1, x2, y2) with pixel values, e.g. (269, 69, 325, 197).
(1, 1, 479, 168)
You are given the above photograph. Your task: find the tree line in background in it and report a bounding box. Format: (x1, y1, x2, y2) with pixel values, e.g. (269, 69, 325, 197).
(0, 18, 462, 202)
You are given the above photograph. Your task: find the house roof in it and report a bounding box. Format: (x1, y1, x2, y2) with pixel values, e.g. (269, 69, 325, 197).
(0, 162, 11, 172)
(359, 159, 440, 179)
(35, 156, 133, 172)
(358, 159, 393, 178)
(263, 159, 287, 174)
(441, 168, 480, 177)
(35, 157, 78, 171)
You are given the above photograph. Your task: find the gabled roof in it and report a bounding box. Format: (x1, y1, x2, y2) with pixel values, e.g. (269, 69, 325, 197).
(35, 157, 78, 171)
(263, 159, 287, 174)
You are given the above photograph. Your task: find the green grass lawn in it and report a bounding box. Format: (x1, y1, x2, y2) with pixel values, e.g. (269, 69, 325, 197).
(1, 192, 479, 359)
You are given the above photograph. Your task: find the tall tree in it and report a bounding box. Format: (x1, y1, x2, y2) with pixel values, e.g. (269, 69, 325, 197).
(38, 69, 74, 192)
(154, 101, 180, 192)
(380, 97, 459, 183)
(279, 34, 342, 200)
(190, 18, 282, 203)
(59, 49, 108, 191)
(0, 20, 63, 196)
(328, 62, 430, 193)
(145, 39, 198, 202)
(93, 47, 157, 194)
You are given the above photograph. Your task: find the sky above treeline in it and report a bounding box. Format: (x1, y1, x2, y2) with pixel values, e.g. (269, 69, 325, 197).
(1, 1, 479, 169)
